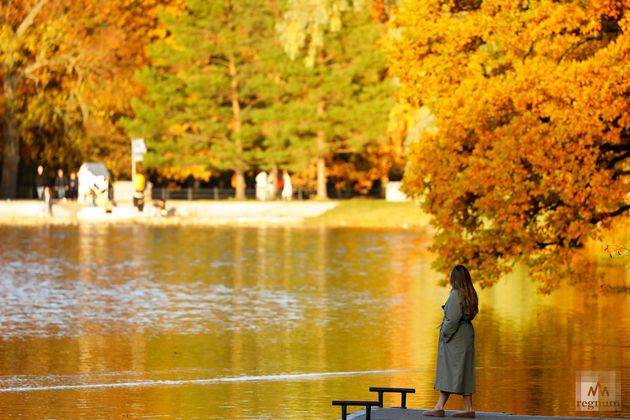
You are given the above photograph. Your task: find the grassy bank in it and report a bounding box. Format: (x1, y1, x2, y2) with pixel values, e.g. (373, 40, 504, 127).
(305, 200, 432, 229)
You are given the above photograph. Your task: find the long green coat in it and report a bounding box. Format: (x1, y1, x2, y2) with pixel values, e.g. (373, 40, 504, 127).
(434, 288, 476, 394)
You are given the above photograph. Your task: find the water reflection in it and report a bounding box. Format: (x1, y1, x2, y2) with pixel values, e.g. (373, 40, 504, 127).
(0, 225, 627, 418)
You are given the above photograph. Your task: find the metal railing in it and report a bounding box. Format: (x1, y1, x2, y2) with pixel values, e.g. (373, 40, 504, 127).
(150, 187, 312, 201)
(149, 186, 378, 201)
(13, 185, 385, 200)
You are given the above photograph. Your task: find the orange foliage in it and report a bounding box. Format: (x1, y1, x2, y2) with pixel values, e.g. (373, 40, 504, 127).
(387, 0, 630, 290)
(68, 0, 185, 178)
(328, 144, 404, 194)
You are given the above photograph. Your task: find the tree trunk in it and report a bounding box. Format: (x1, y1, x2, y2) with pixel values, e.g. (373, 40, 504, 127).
(316, 101, 328, 200)
(228, 57, 246, 200)
(316, 137, 327, 200)
(0, 74, 20, 199)
(0, 130, 20, 199)
(380, 175, 389, 199)
(234, 169, 246, 200)
(270, 163, 279, 198)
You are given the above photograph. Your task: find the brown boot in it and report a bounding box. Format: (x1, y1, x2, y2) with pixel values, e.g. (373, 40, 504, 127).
(423, 408, 445, 417)
(452, 411, 475, 418)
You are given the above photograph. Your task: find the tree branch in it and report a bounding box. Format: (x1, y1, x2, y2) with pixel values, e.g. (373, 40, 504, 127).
(606, 150, 630, 168)
(16, 0, 50, 37)
(522, 40, 536, 62)
(208, 56, 230, 68)
(557, 35, 600, 63)
(166, 130, 223, 143)
(24, 54, 76, 76)
(3, 1, 14, 26)
(66, 56, 90, 121)
(600, 143, 630, 152)
(69, 90, 89, 122)
(591, 204, 630, 224)
(536, 240, 558, 249)
(612, 169, 630, 180)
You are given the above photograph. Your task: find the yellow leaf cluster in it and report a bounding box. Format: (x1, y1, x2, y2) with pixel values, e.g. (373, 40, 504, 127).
(388, 0, 630, 290)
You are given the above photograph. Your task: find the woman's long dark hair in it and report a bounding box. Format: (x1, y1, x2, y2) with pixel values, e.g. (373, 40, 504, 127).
(450, 265, 478, 317)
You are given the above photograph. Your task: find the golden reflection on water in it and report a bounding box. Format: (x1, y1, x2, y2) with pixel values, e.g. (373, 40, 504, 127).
(0, 225, 627, 418)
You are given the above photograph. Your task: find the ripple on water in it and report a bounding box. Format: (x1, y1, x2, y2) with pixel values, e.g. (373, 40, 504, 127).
(0, 273, 305, 338)
(0, 272, 399, 339)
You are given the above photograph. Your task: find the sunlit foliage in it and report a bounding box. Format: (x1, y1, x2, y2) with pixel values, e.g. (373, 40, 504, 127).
(278, 0, 398, 198)
(388, 0, 630, 290)
(0, 0, 183, 197)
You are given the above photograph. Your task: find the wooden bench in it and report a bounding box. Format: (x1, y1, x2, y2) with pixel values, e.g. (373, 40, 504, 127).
(369, 387, 416, 409)
(332, 400, 381, 420)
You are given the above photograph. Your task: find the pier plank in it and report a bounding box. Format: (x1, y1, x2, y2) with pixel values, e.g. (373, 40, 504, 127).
(341, 408, 621, 420)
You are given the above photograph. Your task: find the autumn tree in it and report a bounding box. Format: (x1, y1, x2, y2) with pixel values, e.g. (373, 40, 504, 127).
(388, 0, 630, 290)
(0, 0, 184, 198)
(69, 0, 185, 179)
(0, 0, 88, 198)
(126, 0, 291, 199)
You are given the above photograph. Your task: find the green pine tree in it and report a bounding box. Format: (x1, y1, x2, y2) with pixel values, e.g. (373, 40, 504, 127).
(124, 0, 287, 199)
(278, 5, 394, 199)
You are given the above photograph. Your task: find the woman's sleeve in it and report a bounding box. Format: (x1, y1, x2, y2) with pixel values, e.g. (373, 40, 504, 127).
(440, 290, 463, 343)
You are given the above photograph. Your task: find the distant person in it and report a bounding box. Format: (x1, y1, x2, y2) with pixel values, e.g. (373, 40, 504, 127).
(134, 172, 146, 211)
(154, 198, 169, 217)
(67, 172, 78, 200)
(108, 182, 115, 206)
(89, 188, 97, 207)
(267, 170, 277, 200)
(255, 171, 268, 201)
(43, 186, 53, 217)
(423, 265, 478, 418)
(281, 170, 292, 201)
(54, 169, 67, 200)
(35, 165, 47, 200)
(277, 173, 284, 196)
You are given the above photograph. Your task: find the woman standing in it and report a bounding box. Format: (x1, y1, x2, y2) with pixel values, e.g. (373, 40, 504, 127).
(424, 265, 478, 418)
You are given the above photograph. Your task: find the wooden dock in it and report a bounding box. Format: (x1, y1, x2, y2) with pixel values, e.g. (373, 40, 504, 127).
(339, 408, 622, 420)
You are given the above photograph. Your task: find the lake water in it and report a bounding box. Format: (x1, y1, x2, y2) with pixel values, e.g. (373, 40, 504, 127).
(0, 225, 628, 418)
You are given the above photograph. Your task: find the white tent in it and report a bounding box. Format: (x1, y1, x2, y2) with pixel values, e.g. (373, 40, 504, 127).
(77, 162, 110, 206)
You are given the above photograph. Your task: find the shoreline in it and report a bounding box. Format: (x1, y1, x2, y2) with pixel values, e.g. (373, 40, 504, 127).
(0, 217, 427, 230)
(0, 200, 433, 231)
